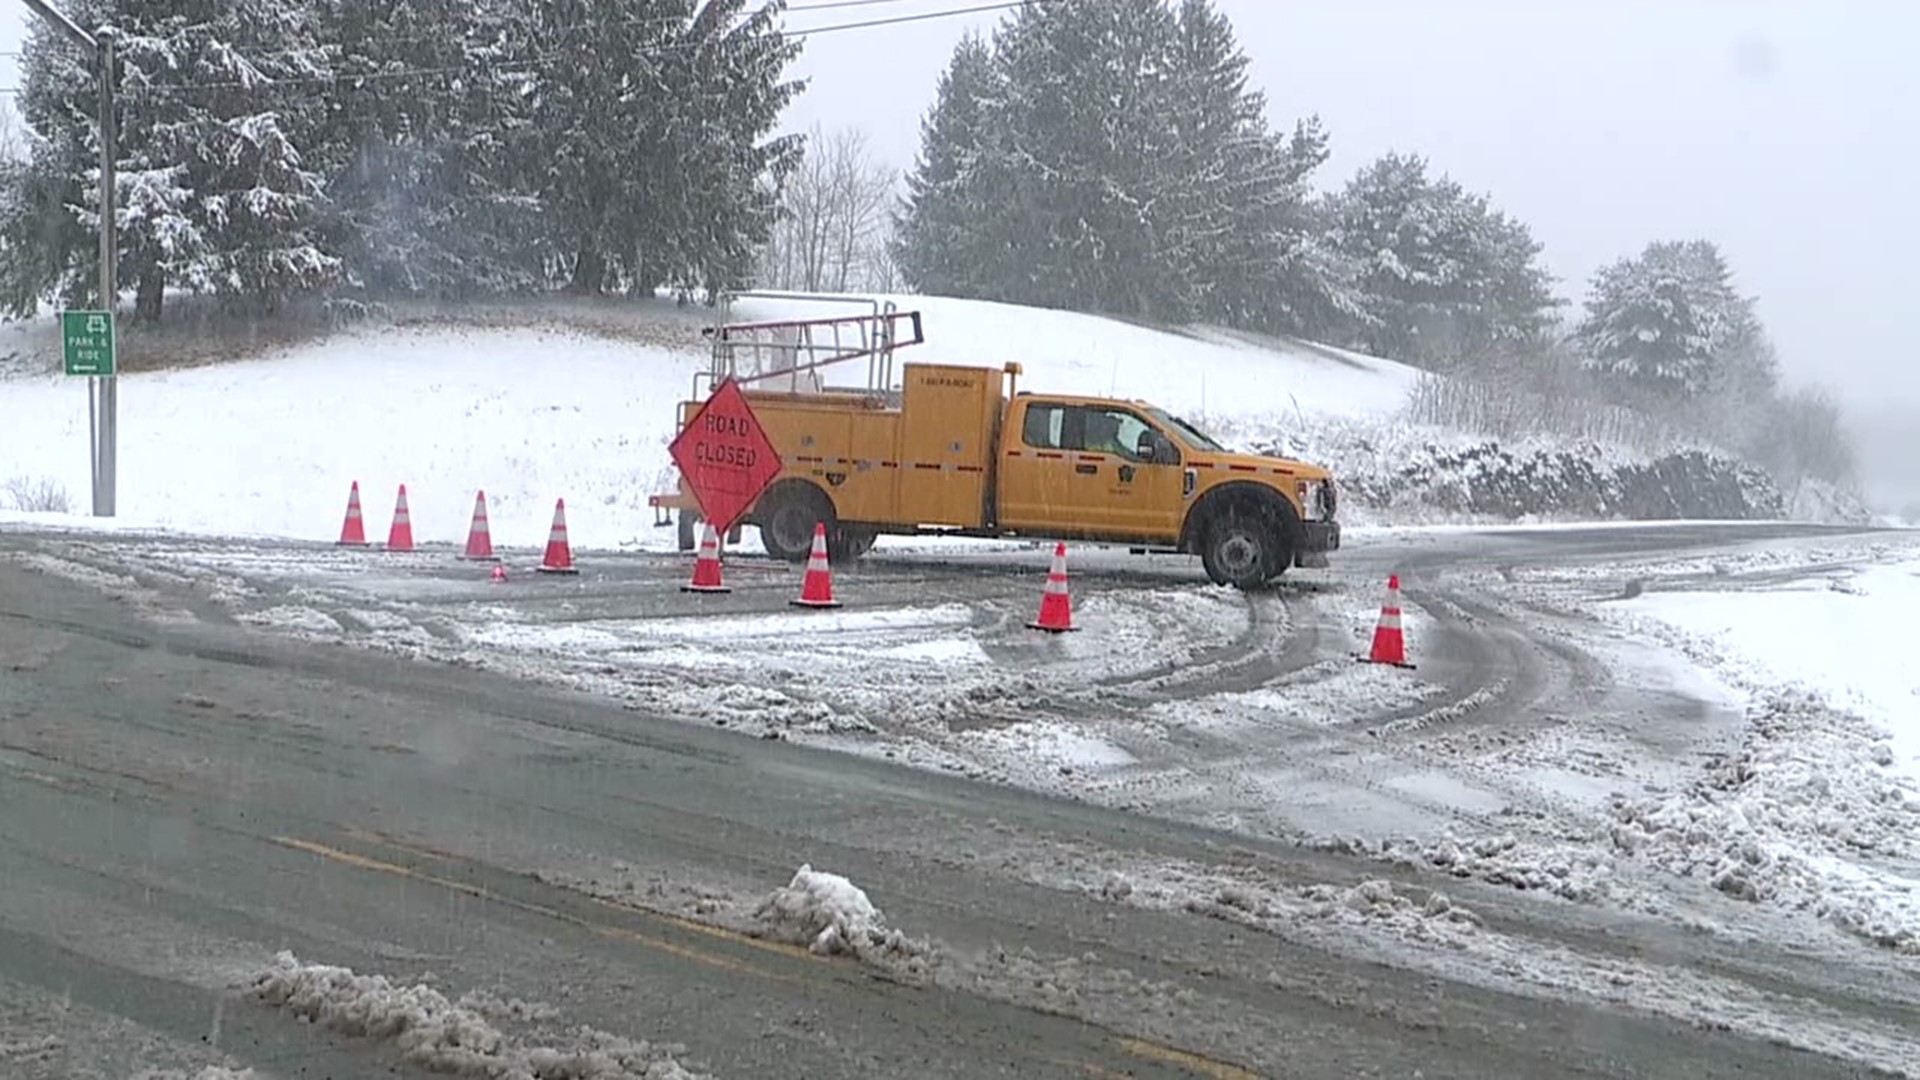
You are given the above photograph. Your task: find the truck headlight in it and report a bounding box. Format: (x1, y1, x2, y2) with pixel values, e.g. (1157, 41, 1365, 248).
(1297, 479, 1325, 521)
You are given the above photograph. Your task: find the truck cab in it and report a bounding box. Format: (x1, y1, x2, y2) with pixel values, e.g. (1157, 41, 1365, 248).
(995, 393, 1338, 587)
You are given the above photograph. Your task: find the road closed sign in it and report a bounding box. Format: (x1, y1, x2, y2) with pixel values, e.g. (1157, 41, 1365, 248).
(668, 379, 783, 533)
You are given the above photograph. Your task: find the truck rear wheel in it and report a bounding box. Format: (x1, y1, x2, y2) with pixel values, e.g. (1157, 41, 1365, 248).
(828, 527, 877, 564)
(1200, 510, 1288, 590)
(757, 483, 834, 563)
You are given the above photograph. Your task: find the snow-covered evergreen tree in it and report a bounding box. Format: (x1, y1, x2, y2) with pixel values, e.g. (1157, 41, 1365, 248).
(987, 0, 1185, 315)
(894, 0, 1334, 332)
(315, 0, 541, 296)
(1328, 152, 1559, 367)
(135, 0, 339, 314)
(649, 0, 805, 297)
(1575, 239, 1758, 399)
(891, 34, 1008, 300)
(524, 0, 801, 297)
(3, 3, 111, 316)
(7, 0, 340, 320)
(1162, 2, 1355, 335)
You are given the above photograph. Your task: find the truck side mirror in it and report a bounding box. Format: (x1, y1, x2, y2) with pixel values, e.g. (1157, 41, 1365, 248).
(1148, 433, 1177, 464)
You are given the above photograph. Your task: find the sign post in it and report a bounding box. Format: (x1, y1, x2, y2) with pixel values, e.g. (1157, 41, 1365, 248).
(25, 1, 118, 517)
(667, 379, 783, 535)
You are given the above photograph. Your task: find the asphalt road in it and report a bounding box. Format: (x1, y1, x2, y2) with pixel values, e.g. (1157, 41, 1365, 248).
(0, 522, 1911, 1079)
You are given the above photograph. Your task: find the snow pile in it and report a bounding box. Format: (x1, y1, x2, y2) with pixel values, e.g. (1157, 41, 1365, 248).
(1, 548, 197, 623)
(1606, 691, 1920, 953)
(360, 584, 1243, 745)
(1071, 860, 1483, 946)
(1257, 419, 1801, 525)
(752, 865, 928, 965)
(969, 833, 1920, 1076)
(0, 1036, 64, 1064)
(1573, 558, 1920, 952)
(1312, 831, 1617, 904)
(250, 951, 709, 1079)
(1181, 872, 1486, 946)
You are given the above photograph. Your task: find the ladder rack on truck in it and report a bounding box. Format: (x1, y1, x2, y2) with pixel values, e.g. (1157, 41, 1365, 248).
(650, 292, 926, 540)
(697, 292, 923, 399)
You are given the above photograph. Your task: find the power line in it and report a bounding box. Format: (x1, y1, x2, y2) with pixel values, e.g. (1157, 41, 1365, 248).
(145, 0, 1022, 69)
(791, 0, 959, 11)
(3, 0, 1047, 99)
(119, 0, 1044, 96)
(167, 0, 918, 57)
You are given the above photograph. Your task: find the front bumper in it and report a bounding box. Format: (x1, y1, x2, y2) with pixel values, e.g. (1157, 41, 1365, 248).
(1299, 520, 1341, 553)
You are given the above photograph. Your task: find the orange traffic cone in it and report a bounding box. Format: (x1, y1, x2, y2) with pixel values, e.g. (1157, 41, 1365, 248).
(460, 490, 498, 561)
(790, 523, 842, 609)
(537, 498, 578, 575)
(1360, 574, 1415, 668)
(1028, 542, 1077, 632)
(490, 564, 508, 584)
(386, 484, 415, 552)
(337, 481, 369, 546)
(681, 522, 730, 594)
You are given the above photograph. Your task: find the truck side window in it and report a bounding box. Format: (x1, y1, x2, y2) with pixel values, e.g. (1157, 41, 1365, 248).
(1076, 407, 1158, 461)
(1022, 403, 1066, 449)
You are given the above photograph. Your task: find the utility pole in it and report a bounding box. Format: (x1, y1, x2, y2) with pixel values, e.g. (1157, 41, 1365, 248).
(21, 0, 117, 517)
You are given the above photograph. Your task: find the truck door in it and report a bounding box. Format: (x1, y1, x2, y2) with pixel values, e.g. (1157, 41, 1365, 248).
(997, 402, 1185, 542)
(997, 400, 1078, 533)
(1070, 405, 1185, 542)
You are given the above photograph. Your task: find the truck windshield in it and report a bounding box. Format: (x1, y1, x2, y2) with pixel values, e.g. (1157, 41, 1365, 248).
(1147, 407, 1226, 452)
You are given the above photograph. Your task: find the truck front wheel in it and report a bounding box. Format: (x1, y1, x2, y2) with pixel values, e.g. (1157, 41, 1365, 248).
(757, 483, 835, 563)
(1200, 510, 1289, 589)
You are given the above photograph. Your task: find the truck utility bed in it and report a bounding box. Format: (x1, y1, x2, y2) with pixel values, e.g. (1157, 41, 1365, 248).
(742, 363, 1004, 531)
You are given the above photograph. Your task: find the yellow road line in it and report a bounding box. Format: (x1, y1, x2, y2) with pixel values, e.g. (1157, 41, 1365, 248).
(579, 890, 826, 963)
(337, 828, 827, 965)
(1052, 1058, 1138, 1079)
(341, 826, 449, 862)
(283, 832, 1265, 1079)
(1121, 1038, 1267, 1079)
(270, 836, 783, 981)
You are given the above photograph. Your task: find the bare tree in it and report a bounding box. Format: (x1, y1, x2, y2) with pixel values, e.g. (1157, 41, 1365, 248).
(761, 125, 897, 293)
(1754, 386, 1858, 502)
(0, 100, 25, 165)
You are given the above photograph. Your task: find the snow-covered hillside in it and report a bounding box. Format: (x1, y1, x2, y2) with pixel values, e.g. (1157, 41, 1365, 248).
(0, 297, 1424, 547)
(2, 292, 1863, 542)
(730, 293, 1423, 422)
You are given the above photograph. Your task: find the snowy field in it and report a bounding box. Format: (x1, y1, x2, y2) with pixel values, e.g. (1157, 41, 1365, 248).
(0, 296, 1420, 548)
(1624, 559, 1920, 781)
(1383, 535, 1920, 961)
(1599, 555, 1920, 953)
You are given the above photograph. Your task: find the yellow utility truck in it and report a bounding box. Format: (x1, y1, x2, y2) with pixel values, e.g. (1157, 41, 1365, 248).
(651, 299, 1340, 589)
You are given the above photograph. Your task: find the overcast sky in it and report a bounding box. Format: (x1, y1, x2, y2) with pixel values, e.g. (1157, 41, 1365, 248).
(781, 0, 1916, 417)
(3, 0, 1912, 416)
